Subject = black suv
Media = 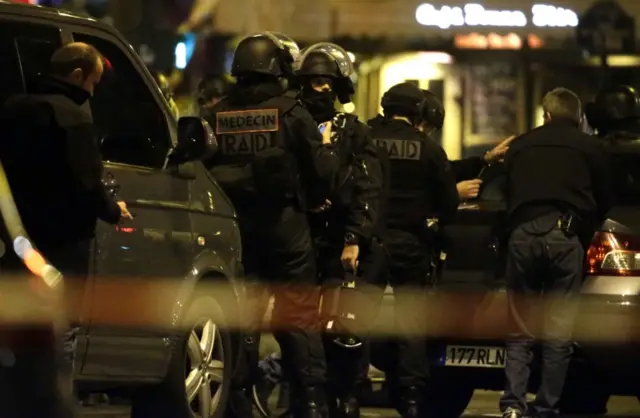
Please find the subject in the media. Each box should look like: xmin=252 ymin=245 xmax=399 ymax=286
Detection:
xmin=371 ymin=153 xmax=640 ymax=417
xmin=0 ymin=3 xmax=242 ymax=418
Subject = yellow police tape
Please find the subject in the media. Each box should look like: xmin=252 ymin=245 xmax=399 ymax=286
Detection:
xmin=0 ymin=164 xmax=633 ymax=344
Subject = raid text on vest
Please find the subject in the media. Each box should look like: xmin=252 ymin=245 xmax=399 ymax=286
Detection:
xmin=216 ymin=108 xmax=279 ymax=156
xmin=374 ymin=138 xmax=422 ymax=161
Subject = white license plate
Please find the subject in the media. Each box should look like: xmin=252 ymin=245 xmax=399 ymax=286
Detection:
xmin=443 ymin=345 xmax=505 ymax=368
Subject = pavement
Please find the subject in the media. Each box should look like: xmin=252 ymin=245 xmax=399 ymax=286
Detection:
xmin=77 ymin=390 xmax=640 ymax=417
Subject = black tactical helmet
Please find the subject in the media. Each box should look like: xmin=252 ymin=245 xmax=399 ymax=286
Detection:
xmin=295 ymin=42 xmax=355 ymax=104
xmin=593 ymin=85 xmax=640 ymax=122
xmin=421 ymin=89 xmax=445 ymax=130
xmin=381 ymin=82 xmax=424 ymax=121
xmin=197 ymin=74 xmax=228 ymax=105
xmin=231 ymin=32 xmax=300 ymax=79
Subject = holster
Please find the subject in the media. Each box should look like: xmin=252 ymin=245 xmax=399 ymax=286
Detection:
xmin=557 ymin=212 xmax=583 ymax=238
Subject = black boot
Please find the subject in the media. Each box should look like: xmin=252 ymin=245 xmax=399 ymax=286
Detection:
xmin=292 ymin=386 xmax=329 ymax=418
xmin=398 ymin=386 xmax=424 ymax=418
xmin=225 ymin=388 xmax=254 ymax=418
xmin=335 ymin=396 xmax=360 ymax=418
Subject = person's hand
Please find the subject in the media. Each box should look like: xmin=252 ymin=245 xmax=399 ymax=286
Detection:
xmin=320 ymin=121 xmax=333 ymax=145
xmin=341 ymin=245 xmax=360 ymax=271
xmin=117 ymin=201 xmax=134 ymax=220
xmin=309 ymin=199 xmax=332 ymax=213
xmin=457 ymin=179 xmax=483 ymax=200
xmin=484 ymin=135 xmax=516 ymax=164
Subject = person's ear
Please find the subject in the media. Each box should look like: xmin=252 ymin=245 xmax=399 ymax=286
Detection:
xmin=543 ymin=112 xmax=551 ymax=122
xmin=69 ymin=68 xmax=84 ymax=83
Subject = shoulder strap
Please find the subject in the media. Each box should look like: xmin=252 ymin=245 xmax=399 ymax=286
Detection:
xmin=261 ymin=95 xmax=299 ymax=116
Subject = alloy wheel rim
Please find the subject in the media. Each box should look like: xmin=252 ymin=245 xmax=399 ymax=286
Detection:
xmin=185 ymin=318 xmax=225 ymax=418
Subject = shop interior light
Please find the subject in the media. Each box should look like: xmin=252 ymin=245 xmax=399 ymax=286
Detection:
xmin=586 ymin=55 xmax=640 ymax=67
xmin=419 ymin=52 xmax=453 ymax=64
xmin=379 ymin=52 xmax=451 ymax=102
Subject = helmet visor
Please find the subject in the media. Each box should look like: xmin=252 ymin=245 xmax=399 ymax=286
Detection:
xmin=263 ymin=31 xmax=301 ymax=66
xmin=297 ymin=42 xmax=354 ymax=79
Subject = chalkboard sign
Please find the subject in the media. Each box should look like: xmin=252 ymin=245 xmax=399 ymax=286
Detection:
xmin=468 ymin=62 xmax=518 ymax=138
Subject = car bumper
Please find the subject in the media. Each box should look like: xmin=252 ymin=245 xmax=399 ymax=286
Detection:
xmin=573 ymin=275 xmax=640 ymax=377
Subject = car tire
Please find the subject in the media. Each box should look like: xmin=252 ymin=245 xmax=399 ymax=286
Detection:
xmin=131 ymin=292 xmax=233 ymax=418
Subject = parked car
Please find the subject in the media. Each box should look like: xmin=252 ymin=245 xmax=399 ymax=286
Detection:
xmin=370 ymin=158 xmax=640 ymax=417
xmin=0 ymin=3 xmax=242 ymax=417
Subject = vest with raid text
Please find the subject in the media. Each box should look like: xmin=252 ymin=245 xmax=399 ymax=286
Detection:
xmin=371 ymin=129 xmax=430 ymax=230
xmin=207 ymin=95 xmax=299 ymax=206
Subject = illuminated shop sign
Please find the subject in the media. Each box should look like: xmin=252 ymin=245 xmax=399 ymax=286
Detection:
xmin=416 ymin=3 xmax=579 ymax=29
xmin=454 ymin=33 xmax=544 ymax=49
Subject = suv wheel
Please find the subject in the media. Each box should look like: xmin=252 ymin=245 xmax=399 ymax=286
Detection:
xmin=131 ymin=293 xmax=232 ymax=418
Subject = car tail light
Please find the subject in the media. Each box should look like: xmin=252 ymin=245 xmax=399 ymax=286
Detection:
xmin=586 ymin=232 xmax=640 ymax=276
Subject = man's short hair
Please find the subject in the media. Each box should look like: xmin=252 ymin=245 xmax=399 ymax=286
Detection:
xmin=49 ymin=42 xmax=102 ymax=79
xmin=542 ymin=87 xmax=582 ymax=122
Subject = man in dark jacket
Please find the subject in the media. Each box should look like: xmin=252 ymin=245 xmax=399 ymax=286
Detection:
xmin=500 ymin=87 xmax=614 ymax=418
xmin=0 ymin=42 xmax=130 ymax=418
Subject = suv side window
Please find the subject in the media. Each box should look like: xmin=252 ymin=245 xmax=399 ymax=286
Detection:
xmin=0 ymin=21 xmax=62 ymax=104
xmin=72 ymin=32 xmax=171 ymax=169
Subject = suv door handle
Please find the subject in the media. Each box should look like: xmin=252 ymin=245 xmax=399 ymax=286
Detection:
xmin=102 ymin=172 xmax=121 ymax=197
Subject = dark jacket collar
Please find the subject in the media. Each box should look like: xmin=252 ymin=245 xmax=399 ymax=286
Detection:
xmin=227 ymin=81 xmax=284 ymax=106
xmin=544 ymin=118 xmax=580 ymax=129
xmin=30 ymin=75 xmax=91 ymax=106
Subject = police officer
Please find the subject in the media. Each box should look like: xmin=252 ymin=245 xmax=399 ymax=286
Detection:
xmin=202 ymin=32 xmax=339 ymax=418
xmin=196 ymin=74 xmax=229 ymax=116
xmin=295 ymin=42 xmax=386 ymax=418
xmin=500 ymin=87 xmax=614 ymax=418
xmin=585 ymin=85 xmax=640 ymax=205
xmin=419 ymin=90 xmax=513 ymax=200
xmin=150 ymin=70 xmax=180 ymax=119
xmin=368 ymin=82 xmax=459 ymax=417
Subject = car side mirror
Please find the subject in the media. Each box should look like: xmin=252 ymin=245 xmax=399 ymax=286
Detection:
xmin=168 ymin=117 xmax=217 ymax=165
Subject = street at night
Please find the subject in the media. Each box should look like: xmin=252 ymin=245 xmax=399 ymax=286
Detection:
xmin=77 ymin=391 xmax=640 ymax=417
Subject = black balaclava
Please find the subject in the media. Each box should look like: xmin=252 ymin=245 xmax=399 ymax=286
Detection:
xmin=301 ymin=84 xmax=336 ymax=124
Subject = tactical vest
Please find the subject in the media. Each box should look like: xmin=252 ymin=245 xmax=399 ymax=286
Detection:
xmin=371 ymin=129 xmax=429 ymax=230
xmin=208 ymin=95 xmax=299 ymax=206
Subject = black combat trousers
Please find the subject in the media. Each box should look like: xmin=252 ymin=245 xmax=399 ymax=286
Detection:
xmin=227 ymin=205 xmax=326 ymax=417
xmin=499 ymin=214 xmax=583 ymax=418
xmin=0 ymin=239 xmax=89 ymax=418
xmin=317 ymin=238 xmax=388 ymax=403
xmin=384 ymin=228 xmax=432 ymax=394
